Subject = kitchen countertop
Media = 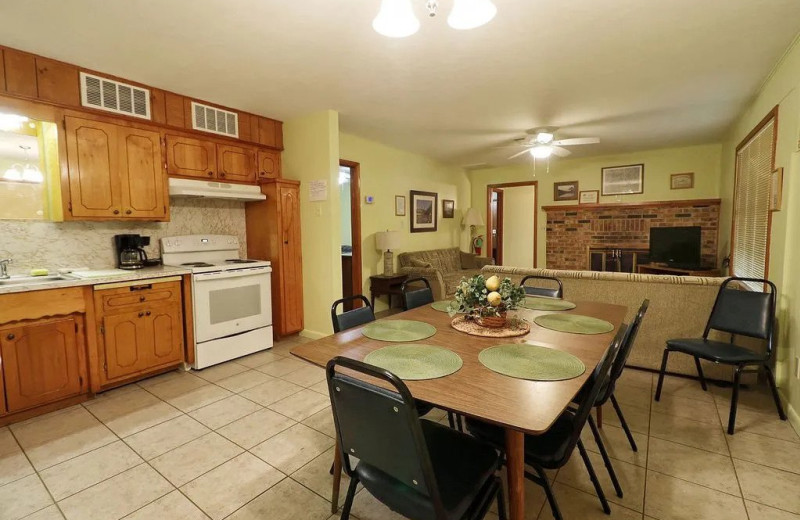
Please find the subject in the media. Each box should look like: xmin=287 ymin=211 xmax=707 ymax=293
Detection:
xmin=0 ymin=265 xmax=192 ymax=295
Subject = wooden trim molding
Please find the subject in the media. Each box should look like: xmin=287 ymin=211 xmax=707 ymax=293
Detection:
xmin=340 ymin=159 xmax=363 ymax=308
xmin=542 ymin=198 xmax=721 ymax=212
xmin=485 ymin=181 xmax=538 ymax=268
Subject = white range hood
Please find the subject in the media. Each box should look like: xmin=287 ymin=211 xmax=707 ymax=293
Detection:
xmin=168 ymin=177 xmax=266 ymax=201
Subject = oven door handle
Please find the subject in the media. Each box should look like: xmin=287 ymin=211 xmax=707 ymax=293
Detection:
xmin=193 ymin=268 xmax=271 ymax=281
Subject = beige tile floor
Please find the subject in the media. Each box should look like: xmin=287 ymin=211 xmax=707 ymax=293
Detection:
xmin=1 ymin=335 xmax=798 ymax=520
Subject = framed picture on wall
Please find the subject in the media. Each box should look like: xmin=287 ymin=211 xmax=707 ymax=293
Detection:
xmin=601 ymin=164 xmax=644 ymax=195
xmin=579 ymin=190 xmax=599 ymax=204
xmin=442 ymin=199 xmax=455 ymax=218
xmin=395 ymin=195 xmax=406 ymax=216
xmin=670 ymin=172 xmax=694 ymax=190
xmin=553 ymin=181 xmax=579 ymax=201
xmin=410 ymin=190 xmax=438 ymax=232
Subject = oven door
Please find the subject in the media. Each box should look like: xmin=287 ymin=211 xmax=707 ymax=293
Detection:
xmin=192 ymin=267 xmax=272 ymax=343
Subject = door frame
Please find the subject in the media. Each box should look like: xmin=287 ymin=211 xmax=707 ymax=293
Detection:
xmin=491 ymin=188 xmax=504 ymax=265
xmin=340 ymin=160 xmax=363 ymax=308
xmin=485 ymin=181 xmax=538 ymax=267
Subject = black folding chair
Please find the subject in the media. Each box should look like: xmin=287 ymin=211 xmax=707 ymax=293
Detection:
xmin=402 ymin=277 xmax=435 ymax=311
xmin=655 ymin=277 xmax=786 ymax=434
xmin=328 ymin=357 xmax=507 ymax=520
xmin=519 ymin=275 xmax=563 ymax=299
xmin=466 ymin=331 xmax=623 ymax=520
xmin=331 ymin=295 xmax=375 ymax=333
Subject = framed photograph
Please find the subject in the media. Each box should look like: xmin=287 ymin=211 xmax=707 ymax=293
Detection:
xmin=771 ymin=167 xmax=784 ymax=211
xmin=442 ymin=199 xmax=455 ymax=218
xmin=670 ymin=172 xmax=694 ymax=190
xmin=601 ymin=164 xmax=644 ymax=196
xmin=395 ymin=195 xmax=406 ymax=216
xmin=579 ymin=190 xmax=599 ymax=204
xmin=553 ymin=181 xmax=579 ymax=201
xmin=410 ymin=190 xmax=438 ymax=233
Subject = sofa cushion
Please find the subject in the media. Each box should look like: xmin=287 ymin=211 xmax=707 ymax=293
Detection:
xmin=399 ymin=248 xmax=462 ymax=273
xmin=442 ymin=269 xmax=482 ymax=296
xmin=409 ymin=258 xmax=433 ymax=268
xmin=460 ymin=251 xmax=477 ymax=269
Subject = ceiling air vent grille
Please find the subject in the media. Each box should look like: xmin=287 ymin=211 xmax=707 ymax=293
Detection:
xmin=191 ymin=102 xmax=238 ymax=138
xmin=80 ymin=72 xmax=151 ymax=119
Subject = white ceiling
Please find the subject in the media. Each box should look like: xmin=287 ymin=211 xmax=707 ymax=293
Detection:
xmin=1 ymin=0 xmax=799 ymax=167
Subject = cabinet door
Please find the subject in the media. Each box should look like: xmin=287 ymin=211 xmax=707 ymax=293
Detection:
xmin=65 ymin=116 xmax=123 ymax=218
xmin=3 ymin=48 xmax=37 ymax=98
xmin=217 ymin=144 xmax=256 ymax=183
xmin=0 ymin=317 xmax=85 ymax=413
xmin=165 ymin=135 xmax=217 ymax=179
xmin=118 ymin=127 xmax=167 ymax=219
xmin=279 ymin=184 xmax=304 ymax=333
xmin=256 ymin=149 xmax=281 ymax=180
xmin=102 ymin=310 xmax=150 ymax=381
xmin=36 ymin=57 xmax=80 ymax=106
xmin=146 ymin=304 xmax=184 ymax=367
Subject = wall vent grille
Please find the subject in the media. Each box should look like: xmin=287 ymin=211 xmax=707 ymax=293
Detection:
xmin=80 ymin=72 xmax=151 ymax=119
xmin=191 ymin=102 xmax=238 ymax=138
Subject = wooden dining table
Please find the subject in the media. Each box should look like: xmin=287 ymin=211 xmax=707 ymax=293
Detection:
xmin=291 ymin=301 xmax=627 ymax=520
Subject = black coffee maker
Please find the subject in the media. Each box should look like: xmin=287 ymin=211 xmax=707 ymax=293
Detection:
xmin=114 ymin=234 xmax=150 ymax=270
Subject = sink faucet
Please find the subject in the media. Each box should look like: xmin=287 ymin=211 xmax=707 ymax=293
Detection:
xmin=0 ymin=259 xmax=11 ymax=279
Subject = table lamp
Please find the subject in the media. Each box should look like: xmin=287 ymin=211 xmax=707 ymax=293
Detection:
xmin=375 ymin=230 xmax=402 ymax=275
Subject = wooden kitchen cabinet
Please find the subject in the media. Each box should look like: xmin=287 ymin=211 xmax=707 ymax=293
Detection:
xmin=245 ymin=179 xmax=304 ymax=336
xmin=217 ymin=143 xmax=256 ymax=183
xmin=35 ymin=57 xmax=80 ymax=106
xmin=257 ymin=149 xmax=282 ymax=180
xmin=64 ymin=115 xmax=168 ymax=220
xmin=165 ymin=134 xmax=217 ymax=180
xmin=2 ymin=48 xmax=37 ymax=98
xmin=0 ymin=316 xmax=87 ymax=413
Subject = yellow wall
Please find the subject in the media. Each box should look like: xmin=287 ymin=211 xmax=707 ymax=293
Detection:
xmin=718 ymin=35 xmax=800 ymax=433
xmin=339 ymin=132 xmax=471 ymax=311
xmin=282 ymin=110 xmax=342 ymax=338
xmin=470 ymin=143 xmax=723 ymax=267
xmin=501 ymin=185 xmax=536 ymax=267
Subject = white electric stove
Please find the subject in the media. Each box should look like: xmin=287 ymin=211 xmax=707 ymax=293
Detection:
xmin=161 ymin=235 xmax=273 ymax=369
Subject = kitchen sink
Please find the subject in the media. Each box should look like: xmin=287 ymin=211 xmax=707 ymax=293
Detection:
xmin=0 ymin=275 xmax=74 ymax=286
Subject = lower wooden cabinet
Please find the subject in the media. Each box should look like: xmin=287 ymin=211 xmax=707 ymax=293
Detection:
xmin=0 ymin=315 xmax=87 ymax=413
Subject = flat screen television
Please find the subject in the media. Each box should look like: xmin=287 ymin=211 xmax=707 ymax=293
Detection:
xmin=649 ymin=226 xmax=702 ymax=268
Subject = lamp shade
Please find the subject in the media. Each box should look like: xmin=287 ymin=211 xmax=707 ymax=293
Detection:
xmin=462 ymin=207 xmax=484 ymax=227
xmin=376 ymin=230 xmax=402 ymax=251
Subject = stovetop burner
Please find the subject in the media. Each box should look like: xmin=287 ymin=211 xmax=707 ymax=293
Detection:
xmin=181 ymin=262 xmax=215 ymax=267
xmin=225 ymin=259 xmax=258 ymax=264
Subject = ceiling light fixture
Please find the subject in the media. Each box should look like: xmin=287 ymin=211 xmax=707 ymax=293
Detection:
xmin=447 ymin=0 xmax=497 ymax=30
xmin=3 ymin=145 xmax=43 ymax=183
xmin=529 ymin=145 xmax=553 ymax=159
xmin=373 ymin=0 xmax=496 ymax=37
xmin=373 ymin=0 xmax=421 ymax=38
xmin=535 ymin=132 xmax=554 ymax=144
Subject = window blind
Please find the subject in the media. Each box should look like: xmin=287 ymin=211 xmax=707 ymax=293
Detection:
xmin=732 ymin=115 xmax=775 ymax=287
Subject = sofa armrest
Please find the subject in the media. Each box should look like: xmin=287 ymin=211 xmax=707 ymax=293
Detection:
xmin=398 ymin=267 xmax=447 ymax=301
xmin=474 ymin=256 xmax=495 ymax=268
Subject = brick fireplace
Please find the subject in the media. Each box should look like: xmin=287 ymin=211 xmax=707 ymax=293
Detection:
xmin=543 ymin=199 xmax=720 ymax=270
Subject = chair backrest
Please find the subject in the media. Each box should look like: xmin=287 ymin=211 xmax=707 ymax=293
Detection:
xmin=331 ymin=295 xmax=375 ymax=333
xmin=327 ymin=357 xmax=446 ymax=518
xmin=603 ymin=299 xmax=649 ymax=401
xmin=520 ymin=275 xmax=563 ymax=299
xmin=401 ymin=277 xmax=434 ymax=311
xmin=704 ymin=277 xmax=776 ymax=354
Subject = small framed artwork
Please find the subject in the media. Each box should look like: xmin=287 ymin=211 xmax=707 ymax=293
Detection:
xmin=553 ymin=181 xmax=579 ymax=201
xmin=395 ymin=195 xmax=406 ymax=216
xmin=670 ymin=172 xmax=694 ymax=190
xmin=410 ymin=190 xmax=438 ymax=233
xmin=770 ymin=167 xmax=783 ymax=211
xmin=601 ymin=164 xmax=644 ymax=196
xmin=442 ymin=199 xmax=455 ymax=218
xmin=579 ymin=190 xmax=599 ymax=204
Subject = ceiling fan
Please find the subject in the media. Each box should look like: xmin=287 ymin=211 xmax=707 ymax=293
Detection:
xmin=507 ymin=128 xmax=600 ymax=160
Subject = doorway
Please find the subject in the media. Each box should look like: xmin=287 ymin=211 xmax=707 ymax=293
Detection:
xmin=339 ymin=160 xmax=363 ymax=310
xmin=486 ymin=181 xmax=538 ymax=268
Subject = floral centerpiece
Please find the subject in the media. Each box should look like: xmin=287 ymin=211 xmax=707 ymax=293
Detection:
xmin=448 ymin=274 xmax=526 ymax=328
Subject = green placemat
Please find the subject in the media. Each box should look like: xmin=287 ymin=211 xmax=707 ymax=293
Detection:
xmin=362 ymin=319 xmax=437 ymax=342
xmin=522 ymin=296 xmax=577 ymax=311
xmin=431 ymin=301 xmax=460 ymax=313
xmin=479 ymin=343 xmax=585 ymax=381
xmin=364 ymin=344 xmax=463 ymax=380
xmin=534 ymin=313 xmax=615 ymax=335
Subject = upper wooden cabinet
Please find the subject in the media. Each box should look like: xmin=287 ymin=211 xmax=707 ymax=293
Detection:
xmin=36 ymin=57 xmax=80 ymax=106
xmin=167 ymin=134 xmax=270 ymax=184
xmin=2 ymin=48 xmax=37 ymax=98
xmin=165 ymin=134 xmax=217 ymax=180
xmin=65 ymin=115 xmax=168 ymax=220
xmin=257 ymin=149 xmax=282 ymax=180
xmin=217 ymin=144 xmax=256 ymax=183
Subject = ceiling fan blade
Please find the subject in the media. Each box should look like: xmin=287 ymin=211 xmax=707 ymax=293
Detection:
xmin=552 ymin=137 xmax=600 ymax=146
xmin=551 ymin=146 xmax=572 ymax=157
xmin=507 ymin=148 xmax=532 ymax=160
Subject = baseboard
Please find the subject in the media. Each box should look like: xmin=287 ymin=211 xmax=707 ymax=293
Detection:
xmin=299 ymin=329 xmax=328 ymax=340
xmin=780 ymin=389 xmax=800 ymax=437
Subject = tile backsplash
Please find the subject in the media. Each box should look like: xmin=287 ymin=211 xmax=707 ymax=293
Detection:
xmin=0 ymin=198 xmax=247 ymax=274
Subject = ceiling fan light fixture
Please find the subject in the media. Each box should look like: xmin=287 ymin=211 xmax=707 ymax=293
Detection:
xmin=536 ymin=132 xmax=554 ymax=144
xmin=447 ymin=0 xmax=497 ymax=30
xmin=530 ymin=145 xmax=553 ymax=159
xmin=373 ymin=0 xmax=420 ymax=38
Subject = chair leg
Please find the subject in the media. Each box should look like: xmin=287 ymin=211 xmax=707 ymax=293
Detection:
xmin=654 ymin=349 xmax=670 ymax=401
xmin=339 ymin=474 xmax=359 ymax=520
xmin=764 ymin=363 xmax=788 ymax=421
xmin=495 ymin=477 xmax=508 ymax=520
xmin=693 ymin=356 xmax=709 ymax=391
xmin=610 ymin=394 xmax=638 ymax=452
xmin=577 ymin=439 xmax=611 ymax=515
xmin=331 ymin=447 xmax=343 ymax=513
xmin=534 ymin=465 xmax=563 ymax=520
xmin=448 ymin=411 xmax=456 ymax=429
xmin=588 ymin=414 xmax=623 ymax=498
xmin=728 ymin=365 xmax=743 ymax=435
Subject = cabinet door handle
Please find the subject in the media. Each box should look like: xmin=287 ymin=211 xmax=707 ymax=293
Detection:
xmin=260 ymin=171 xmax=266 ymax=176
xmin=208 ymin=171 xmax=214 ymax=177
xmin=145 ymin=311 xmax=151 ymax=316
xmin=220 ymin=173 xmax=226 ymax=178
xmin=125 ymin=209 xmax=132 ymax=215
xmin=138 ymin=312 xmax=144 ymax=318
xmin=113 ymin=209 xmax=120 ymax=215
xmin=139 ymin=296 xmax=146 ymax=302
xmin=6 ymin=333 xmax=14 ymax=340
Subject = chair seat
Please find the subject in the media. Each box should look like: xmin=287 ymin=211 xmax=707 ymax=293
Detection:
xmin=355 ymin=419 xmax=501 ymax=520
xmin=465 ymin=411 xmax=577 ymax=469
xmin=666 ymin=338 xmax=768 ymax=364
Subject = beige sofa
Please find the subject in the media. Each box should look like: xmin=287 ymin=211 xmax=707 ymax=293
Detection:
xmin=481 ymin=266 xmax=754 ymax=381
xmin=398 ymin=247 xmax=494 ymax=301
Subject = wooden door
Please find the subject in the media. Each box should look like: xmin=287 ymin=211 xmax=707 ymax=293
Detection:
xmin=217 ymin=144 xmax=256 ymax=183
xmin=0 ymin=316 xmax=85 ymax=412
xmin=257 ymin=149 xmax=281 ymax=180
xmin=102 ymin=310 xmax=149 ymax=381
xmin=165 ymin=135 xmax=217 ymax=180
xmin=118 ymin=127 xmax=167 ymax=219
xmin=146 ymin=305 xmax=184 ymax=367
xmin=279 ymin=184 xmax=304 ymax=333
xmin=65 ymin=116 xmax=123 ymax=218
